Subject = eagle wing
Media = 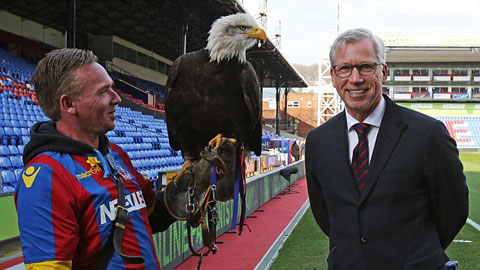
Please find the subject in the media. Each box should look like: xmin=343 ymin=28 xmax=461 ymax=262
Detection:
xmin=164 ymin=52 xmax=185 ymax=152
xmin=241 ymin=62 xmax=262 ymax=156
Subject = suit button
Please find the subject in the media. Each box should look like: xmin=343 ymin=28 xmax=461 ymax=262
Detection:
xmin=360 ymin=237 xmax=368 ymax=244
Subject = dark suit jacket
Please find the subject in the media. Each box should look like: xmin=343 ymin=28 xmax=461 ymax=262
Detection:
xmin=305 ymin=95 xmax=468 ymax=270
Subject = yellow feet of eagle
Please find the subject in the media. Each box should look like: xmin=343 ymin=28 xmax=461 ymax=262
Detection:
xmin=208 ymin=134 xmax=237 ymax=149
xmin=173 ymin=159 xmax=193 ymax=183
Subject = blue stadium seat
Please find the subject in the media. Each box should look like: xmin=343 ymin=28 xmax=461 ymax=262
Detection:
xmin=1 ymin=170 xmax=16 ymax=192
xmin=3 ymin=120 xmax=12 ymax=127
xmin=8 ymin=145 xmax=19 ymax=155
xmin=1 ymin=136 xmax=8 ymax=146
xmin=4 ymin=127 xmax=13 ymax=136
xmin=18 ymin=120 xmax=27 ymax=128
xmin=12 ymin=127 xmax=21 ymax=136
xmin=22 ymin=136 xmax=30 ymax=144
xmin=9 ymin=156 xmax=23 ymax=168
xmin=0 ymin=157 xmax=12 ymax=170
xmin=0 ymin=145 xmax=9 ymax=156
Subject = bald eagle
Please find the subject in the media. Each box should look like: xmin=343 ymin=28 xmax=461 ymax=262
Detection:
xmin=165 ymin=13 xmax=266 ymax=162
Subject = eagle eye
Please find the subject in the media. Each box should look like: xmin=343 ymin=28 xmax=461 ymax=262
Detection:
xmin=238 ymin=25 xmax=247 ymax=31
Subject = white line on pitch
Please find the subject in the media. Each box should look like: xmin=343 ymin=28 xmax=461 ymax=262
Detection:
xmin=467 ymin=218 xmax=480 ymax=232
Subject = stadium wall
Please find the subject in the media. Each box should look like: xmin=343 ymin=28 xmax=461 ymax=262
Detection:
xmin=112 ymin=57 xmax=168 ymax=86
xmin=0 ymin=10 xmax=64 ymax=48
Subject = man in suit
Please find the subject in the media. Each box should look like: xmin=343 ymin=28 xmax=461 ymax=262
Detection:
xmin=305 ymin=28 xmax=468 ymax=270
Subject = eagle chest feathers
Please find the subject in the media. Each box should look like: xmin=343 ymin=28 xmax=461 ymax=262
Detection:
xmin=165 ymin=49 xmax=260 ymax=157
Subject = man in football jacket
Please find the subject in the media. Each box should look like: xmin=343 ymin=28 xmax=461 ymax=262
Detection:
xmin=15 ymin=48 xmax=176 ymax=269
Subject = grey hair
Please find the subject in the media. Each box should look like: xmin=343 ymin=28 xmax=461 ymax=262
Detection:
xmin=329 ymin=28 xmax=386 ymax=67
xmin=30 ymin=48 xmax=98 ymax=121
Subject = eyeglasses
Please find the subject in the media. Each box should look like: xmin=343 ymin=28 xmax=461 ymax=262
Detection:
xmin=333 ymin=62 xmax=382 ymax=78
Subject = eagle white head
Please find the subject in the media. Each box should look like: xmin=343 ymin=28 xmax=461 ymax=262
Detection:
xmin=206 ymin=13 xmax=267 ymax=63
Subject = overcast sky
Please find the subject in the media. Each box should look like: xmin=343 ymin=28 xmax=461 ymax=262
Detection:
xmin=241 ymin=0 xmax=480 ymax=66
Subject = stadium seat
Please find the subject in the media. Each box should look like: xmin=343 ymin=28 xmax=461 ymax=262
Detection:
xmin=1 ymin=170 xmax=16 ymax=192
xmin=8 ymin=145 xmax=19 ymax=155
xmin=12 ymin=127 xmax=21 ymax=136
xmin=1 ymin=170 xmax=16 ymax=185
xmin=9 ymin=156 xmax=23 ymax=168
xmin=0 ymin=157 xmax=12 ymax=170
xmin=0 ymin=145 xmax=9 ymax=156
xmin=4 ymin=127 xmax=13 ymax=136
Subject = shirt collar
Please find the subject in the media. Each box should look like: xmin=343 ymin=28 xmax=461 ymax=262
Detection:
xmin=346 ymin=95 xmax=386 ymax=131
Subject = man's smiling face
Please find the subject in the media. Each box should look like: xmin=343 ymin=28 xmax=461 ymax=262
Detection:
xmin=330 ymin=38 xmax=387 ymax=122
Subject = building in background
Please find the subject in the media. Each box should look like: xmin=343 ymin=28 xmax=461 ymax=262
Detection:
xmin=262 ymin=88 xmax=319 ymax=138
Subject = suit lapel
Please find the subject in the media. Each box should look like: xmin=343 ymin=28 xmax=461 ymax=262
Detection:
xmin=359 ymin=95 xmax=407 ymax=204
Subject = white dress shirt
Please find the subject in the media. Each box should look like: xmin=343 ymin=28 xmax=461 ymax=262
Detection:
xmin=346 ymin=96 xmax=386 ymax=164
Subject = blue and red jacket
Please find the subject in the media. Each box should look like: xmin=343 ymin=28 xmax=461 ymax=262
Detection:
xmin=15 ymin=121 xmax=175 ymax=269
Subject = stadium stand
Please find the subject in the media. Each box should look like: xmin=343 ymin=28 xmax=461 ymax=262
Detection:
xmin=110 ymin=72 xmax=166 ymax=99
xmin=436 ymin=116 xmax=480 ymax=148
xmin=0 ymin=29 xmax=54 ymax=63
xmin=0 ymin=48 xmax=183 ymax=194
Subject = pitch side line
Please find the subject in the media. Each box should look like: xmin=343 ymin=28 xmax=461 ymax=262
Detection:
xmin=467 ymin=218 xmax=480 ymax=232
xmin=254 ymin=199 xmax=311 ymax=270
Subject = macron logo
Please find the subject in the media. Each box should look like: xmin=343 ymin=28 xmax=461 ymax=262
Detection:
xmin=99 ymin=190 xmax=147 ymax=225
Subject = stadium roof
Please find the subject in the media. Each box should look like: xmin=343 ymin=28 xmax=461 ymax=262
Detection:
xmin=0 ymin=0 xmax=307 ymax=88
xmin=380 ymin=32 xmax=480 ymax=64
xmin=386 ymin=46 xmax=480 ymax=63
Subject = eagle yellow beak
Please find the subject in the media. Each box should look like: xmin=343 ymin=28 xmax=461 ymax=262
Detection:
xmin=245 ymin=26 xmax=267 ymax=43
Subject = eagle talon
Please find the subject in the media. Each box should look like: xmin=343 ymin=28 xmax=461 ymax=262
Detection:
xmin=174 ymin=160 xmax=193 ymax=183
xmin=208 ymin=134 xmax=224 ymax=149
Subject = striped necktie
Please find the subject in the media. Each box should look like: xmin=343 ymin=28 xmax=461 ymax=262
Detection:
xmin=351 ymin=123 xmax=371 ymax=191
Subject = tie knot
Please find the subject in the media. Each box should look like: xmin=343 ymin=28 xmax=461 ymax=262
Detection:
xmin=353 ymin=123 xmax=370 ymax=137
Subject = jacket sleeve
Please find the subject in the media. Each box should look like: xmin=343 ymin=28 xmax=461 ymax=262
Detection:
xmin=148 ymin=190 xmax=177 ymax=234
xmin=424 ymin=121 xmax=469 ymax=249
xmin=305 ymin=133 xmax=330 ymax=236
xmin=15 ymin=161 xmax=79 ymax=267
xmin=115 ymin=143 xmax=177 ymax=234
xmin=131 ymin=166 xmax=177 ymax=234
